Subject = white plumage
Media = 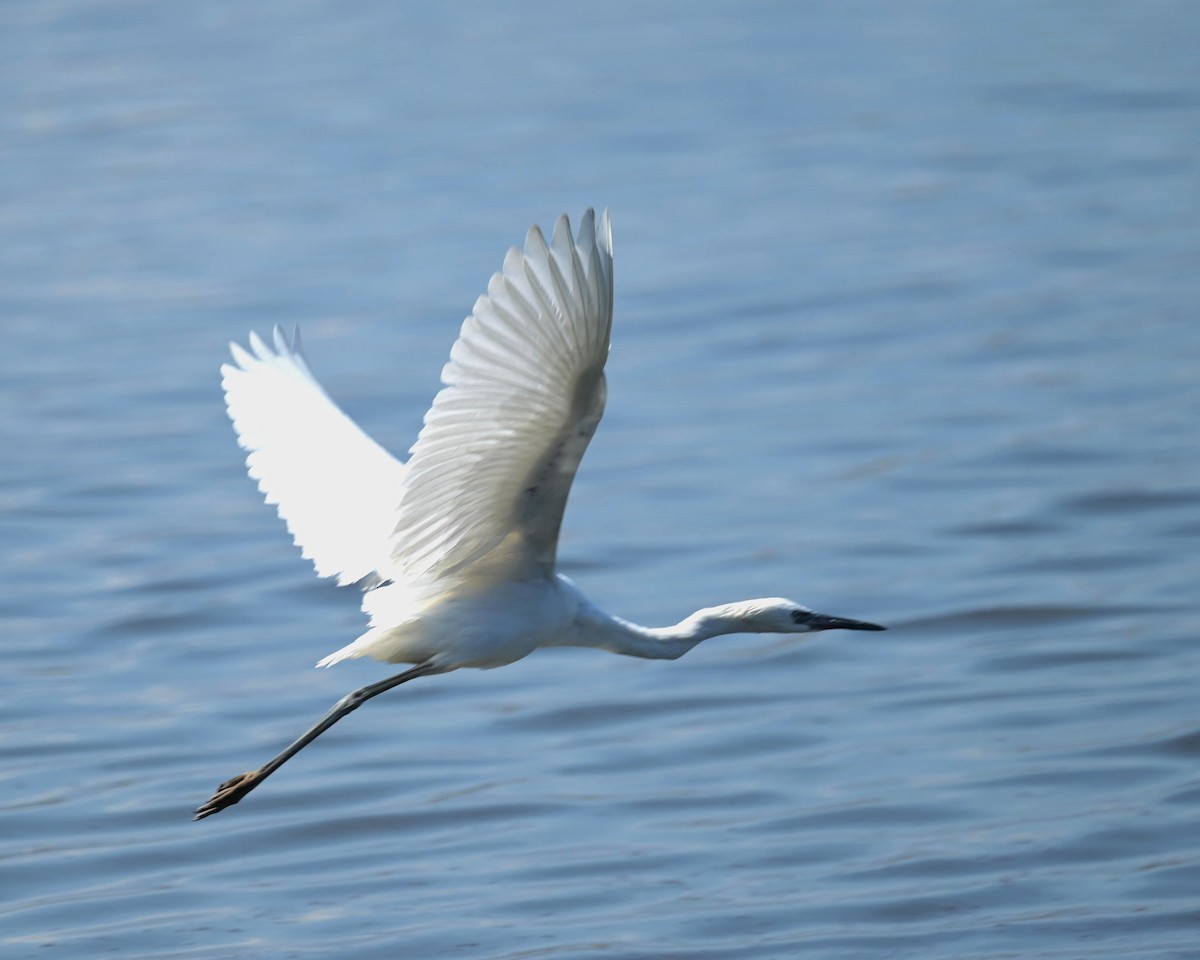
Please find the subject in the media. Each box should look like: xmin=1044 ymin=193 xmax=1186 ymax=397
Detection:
xmin=197 ymin=209 xmax=883 ymax=819
xmin=222 ymin=328 xmax=405 ymax=587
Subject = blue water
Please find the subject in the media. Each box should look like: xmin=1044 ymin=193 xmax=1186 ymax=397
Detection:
xmin=3 ymin=2 xmax=1199 ymax=957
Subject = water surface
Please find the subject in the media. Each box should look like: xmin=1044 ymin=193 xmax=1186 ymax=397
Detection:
xmin=2 ymin=2 xmax=1199 ymax=957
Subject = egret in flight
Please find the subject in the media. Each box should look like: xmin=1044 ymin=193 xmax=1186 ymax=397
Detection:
xmin=195 ymin=209 xmax=884 ymax=820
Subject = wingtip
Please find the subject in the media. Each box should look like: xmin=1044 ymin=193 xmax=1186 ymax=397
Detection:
xmin=228 ymin=340 xmax=255 ymax=369
xmin=597 ymin=208 xmax=612 ymax=255
xmin=520 ymin=209 xmax=610 ymax=260
xmin=247 ymin=329 xmax=270 ymax=360
xmin=502 ymin=245 xmax=524 ymax=276
xmin=524 ymin=223 xmax=550 ymax=259
xmin=551 ymin=212 xmax=573 ymax=253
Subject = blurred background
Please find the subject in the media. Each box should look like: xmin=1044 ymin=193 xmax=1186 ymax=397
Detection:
xmin=2 ymin=2 xmax=1198 ymax=957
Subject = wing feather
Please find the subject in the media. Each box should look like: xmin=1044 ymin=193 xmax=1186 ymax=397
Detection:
xmin=391 ymin=209 xmax=614 ymax=582
xmin=222 ymin=326 xmax=406 ymax=586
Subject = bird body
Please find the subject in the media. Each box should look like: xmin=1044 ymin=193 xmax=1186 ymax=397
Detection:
xmin=196 ymin=209 xmax=883 ymax=820
xmin=323 ymin=573 xmax=583 ymax=671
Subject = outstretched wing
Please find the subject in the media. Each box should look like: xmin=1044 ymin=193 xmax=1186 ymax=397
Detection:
xmin=222 ymin=327 xmax=406 ymax=586
xmin=391 ymin=209 xmax=614 ymax=583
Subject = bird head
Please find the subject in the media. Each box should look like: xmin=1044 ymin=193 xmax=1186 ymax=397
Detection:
xmin=700 ymin=598 xmax=886 ymax=635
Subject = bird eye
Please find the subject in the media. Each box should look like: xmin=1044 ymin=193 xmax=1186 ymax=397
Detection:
xmin=790 ymin=609 xmax=809 ymax=624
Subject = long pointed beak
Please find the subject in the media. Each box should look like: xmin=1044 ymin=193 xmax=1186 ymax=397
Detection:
xmin=808 ymin=613 xmax=886 ymax=632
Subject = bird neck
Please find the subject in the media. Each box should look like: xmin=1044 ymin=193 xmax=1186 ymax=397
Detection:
xmin=574 ymin=604 xmax=743 ymax=661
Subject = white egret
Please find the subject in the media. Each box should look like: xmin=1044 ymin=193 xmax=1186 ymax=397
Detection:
xmin=195 ymin=209 xmax=884 ymax=820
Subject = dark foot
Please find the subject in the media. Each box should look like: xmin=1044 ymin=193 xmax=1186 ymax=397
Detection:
xmin=194 ymin=770 xmax=265 ymax=820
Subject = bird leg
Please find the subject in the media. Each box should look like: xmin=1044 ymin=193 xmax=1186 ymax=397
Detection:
xmin=194 ymin=661 xmax=438 ymax=820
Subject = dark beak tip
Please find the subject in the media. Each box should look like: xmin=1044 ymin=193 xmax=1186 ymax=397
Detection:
xmin=814 ymin=614 xmax=887 ymax=632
